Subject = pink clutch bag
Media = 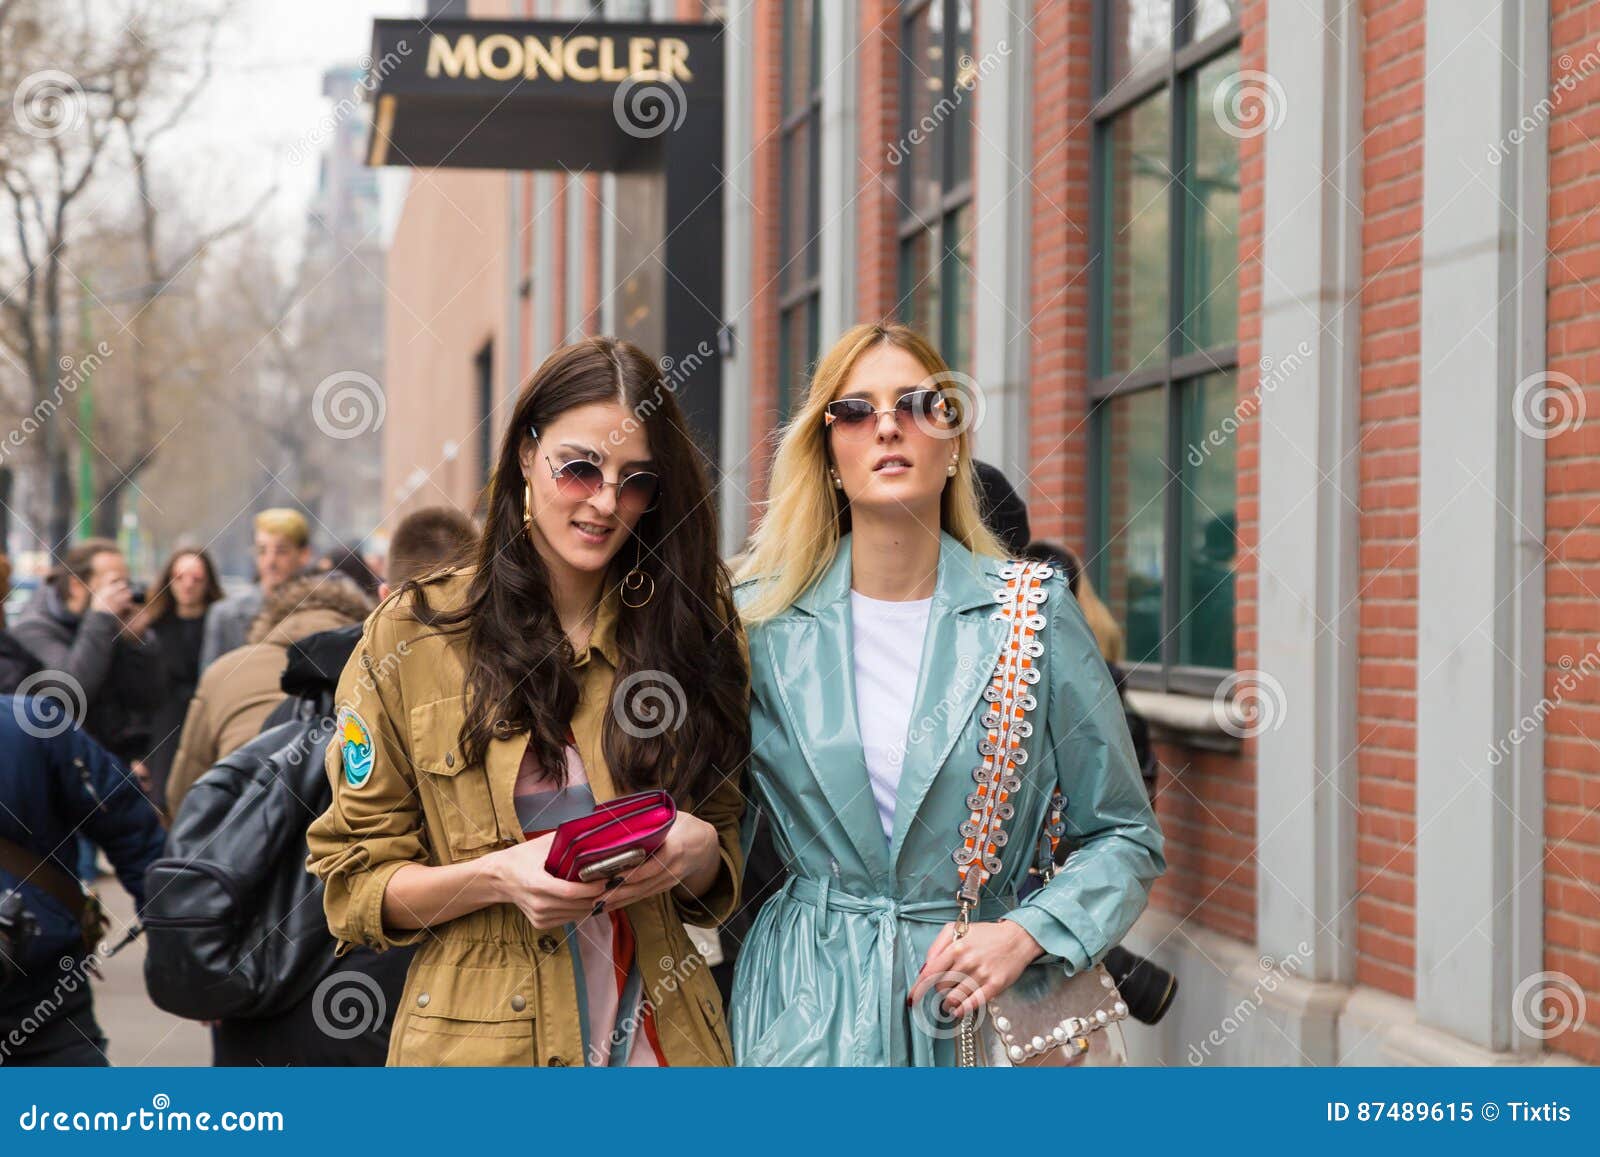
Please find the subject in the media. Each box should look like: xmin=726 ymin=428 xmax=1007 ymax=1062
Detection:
xmin=543 ymin=790 xmax=677 ymax=882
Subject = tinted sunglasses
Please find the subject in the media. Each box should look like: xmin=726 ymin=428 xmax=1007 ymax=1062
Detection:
xmin=529 ymin=426 xmax=662 ymax=514
xmin=822 ymin=389 xmax=957 ymax=435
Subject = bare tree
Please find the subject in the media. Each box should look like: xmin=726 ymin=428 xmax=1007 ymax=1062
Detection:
xmin=0 ymin=0 xmax=243 ymax=549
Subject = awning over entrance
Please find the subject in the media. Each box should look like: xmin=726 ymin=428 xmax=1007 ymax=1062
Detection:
xmin=362 ymin=17 xmax=725 ymax=463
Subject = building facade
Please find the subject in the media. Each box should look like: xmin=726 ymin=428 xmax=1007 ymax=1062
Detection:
xmin=381 ymin=0 xmax=1597 ymax=1065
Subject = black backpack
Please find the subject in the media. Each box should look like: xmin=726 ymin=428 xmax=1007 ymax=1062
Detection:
xmin=142 ymin=703 xmax=337 ymax=1021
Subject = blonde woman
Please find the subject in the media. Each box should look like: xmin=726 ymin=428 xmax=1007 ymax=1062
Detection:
xmin=730 ymin=322 xmax=1165 ymax=1066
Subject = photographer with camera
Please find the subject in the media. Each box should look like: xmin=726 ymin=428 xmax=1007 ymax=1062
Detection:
xmin=13 ymin=540 xmax=166 ymax=816
xmin=0 ymin=697 xmax=165 ymax=1065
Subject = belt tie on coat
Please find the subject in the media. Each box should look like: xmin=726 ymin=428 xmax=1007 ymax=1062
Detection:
xmin=781 ymin=875 xmax=1008 ymax=1065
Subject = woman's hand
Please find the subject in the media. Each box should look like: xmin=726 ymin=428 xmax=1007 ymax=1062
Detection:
xmin=600 ymin=811 xmax=720 ymax=910
xmin=909 ymin=919 xmax=1045 ymax=1021
xmin=486 ymin=831 xmax=611 ymax=928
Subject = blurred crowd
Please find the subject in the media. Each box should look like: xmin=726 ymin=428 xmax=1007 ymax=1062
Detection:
xmin=0 ymin=505 xmax=477 ymax=1065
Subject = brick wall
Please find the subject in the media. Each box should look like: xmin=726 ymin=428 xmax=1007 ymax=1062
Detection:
xmin=1354 ymin=0 xmax=1425 ymax=1000
xmin=1543 ymin=0 xmax=1600 ymax=1066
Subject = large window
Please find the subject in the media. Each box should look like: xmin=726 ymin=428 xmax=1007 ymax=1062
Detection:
xmin=1090 ymin=1 xmax=1241 ymax=693
xmin=777 ymin=0 xmax=821 ymax=420
xmin=897 ymin=0 xmax=974 ymax=373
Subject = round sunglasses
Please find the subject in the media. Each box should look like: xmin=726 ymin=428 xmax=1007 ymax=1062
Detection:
xmin=822 ymin=388 xmax=958 ymax=437
xmin=529 ymin=425 xmax=662 ymax=514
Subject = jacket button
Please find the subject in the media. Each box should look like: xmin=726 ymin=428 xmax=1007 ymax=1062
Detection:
xmin=538 ymin=935 xmax=558 ymax=953
xmin=546 ymin=1055 xmax=568 ymax=1067
xmin=444 ymin=752 xmax=455 ymax=768
xmin=416 ymin=993 xmax=430 ymax=1007
xmin=510 ymin=994 xmax=526 ymax=1012
xmin=702 ymin=998 xmax=718 ymax=1019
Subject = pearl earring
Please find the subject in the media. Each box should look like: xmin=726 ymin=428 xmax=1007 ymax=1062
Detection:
xmin=831 ymin=468 xmax=843 ymax=490
xmin=947 ymin=455 xmax=959 ymax=477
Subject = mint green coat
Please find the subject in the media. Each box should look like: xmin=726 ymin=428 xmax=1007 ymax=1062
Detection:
xmin=730 ymin=533 xmax=1166 ymax=1066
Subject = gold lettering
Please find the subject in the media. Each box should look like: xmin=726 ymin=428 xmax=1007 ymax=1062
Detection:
xmin=477 ymin=33 xmax=522 ymax=81
xmin=524 ymin=35 xmax=563 ymax=80
xmin=597 ymin=37 xmax=628 ymax=82
xmin=658 ymin=37 xmax=692 ymax=82
xmin=627 ymin=37 xmax=657 ymax=80
xmin=426 ymin=33 xmax=479 ymax=80
xmin=565 ymin=34 xmax=599 ymax=81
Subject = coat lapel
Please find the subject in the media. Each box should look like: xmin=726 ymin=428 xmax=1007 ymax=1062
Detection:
xmin=761 ymin=537 xmax=893 ymax=882
xmin=886 ymin=535 xmax=1008 ymax=874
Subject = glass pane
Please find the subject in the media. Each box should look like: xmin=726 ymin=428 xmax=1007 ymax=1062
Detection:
xmin=778 ymin=298 xmax=818 ymax=420
xmin=1106 ymin=0 xmax=1172 ymax=90
xmin=899 ymin=229 xmax=939 ymax=342
xmin=1098 ymin=388 xmax=1167 ymax=666
xmin=1101 ymin=89 xmax=1172 ymax=375
xmin=1192 ymin=0 xmax=1240 ymax=41
xmin=950 ymin=0 xmax=974 ymax=190
xmin=904 ymin=0 xmax=946 ymax=217
xmin=1178 ymin=373 xmax=1238 ymax=669
xmin=1184 ymin=52 xmax=1240 ymax=352
xmin=783 ymin=0 xmax=816 ymax=115
xmin=781 ymin=122 xmax=813 ymax=292
xmin=943 ymin=202 xmax=974 ymax=374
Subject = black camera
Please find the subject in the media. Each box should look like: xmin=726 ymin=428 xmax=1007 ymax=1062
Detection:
xmin=0 ymin=889 xmax=38 ymax=989
xmin=1102 ymin=944 xmax=1178 ymax=1025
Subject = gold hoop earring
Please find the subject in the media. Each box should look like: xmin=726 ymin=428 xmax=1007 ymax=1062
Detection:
xmin=523 ymin=478 xmax=534 ymax=528
xmin=622 ymin=568 xmax=655 ymax=608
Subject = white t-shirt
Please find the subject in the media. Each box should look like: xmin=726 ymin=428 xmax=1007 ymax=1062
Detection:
xmin=849 ymin=589 xmax=934 ymax=843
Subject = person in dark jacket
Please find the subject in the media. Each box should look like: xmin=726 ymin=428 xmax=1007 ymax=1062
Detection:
xmin=195 ymin=506 xmax=476 ymax=1066
xmin=0 ymin=554 xmax=43 ymax=695
xmin=11 ymin=539 xmax=165 ymax=771
xmin=0 ymin=700 xmax=165 ymax=1065
xmin=135 ymin=548 xmax=225 ymax=811
xmin=13 ymin=540 xmax=164 ymax=880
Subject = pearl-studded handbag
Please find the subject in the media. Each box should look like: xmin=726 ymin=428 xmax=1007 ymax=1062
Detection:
xmin=950 ymin=559 xmax=1130 ymax=1068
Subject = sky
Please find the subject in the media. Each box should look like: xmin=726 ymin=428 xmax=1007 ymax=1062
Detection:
xmin=161 ymin=0 xmax=421 ymax=259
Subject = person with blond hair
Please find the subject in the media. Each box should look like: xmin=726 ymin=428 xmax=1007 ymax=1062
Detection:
xmin=729 ymin=321 xmax=1164 ymax=1066
xmin=199 ymin=508 xmax=312 ymax=671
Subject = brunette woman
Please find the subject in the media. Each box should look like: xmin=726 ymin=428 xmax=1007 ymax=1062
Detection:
xmin=137 ymin=548 xmax=225 ymax=808
xmin=307 ymin=337 xmax=748 ymax=1067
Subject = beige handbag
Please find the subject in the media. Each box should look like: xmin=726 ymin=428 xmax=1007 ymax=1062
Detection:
xmin=950 ymin=559 xmax=1129 ymax=1068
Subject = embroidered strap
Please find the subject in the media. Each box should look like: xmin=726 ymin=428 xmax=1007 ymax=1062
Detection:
xmin=953 ymin=559 xmax=1055 ymax=907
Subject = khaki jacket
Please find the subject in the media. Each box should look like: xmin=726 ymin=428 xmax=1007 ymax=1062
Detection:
xmin=305 ymin=567 xmax=745 ymax=1067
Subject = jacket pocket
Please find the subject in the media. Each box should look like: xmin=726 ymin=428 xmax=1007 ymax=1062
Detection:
xmin=392 ymin=963 xmax=536 ymax=1067
xmin=408 ymin=697 xmax=502 ymax=858
xmin=738 ymin=990 xmax=826 ymax=1067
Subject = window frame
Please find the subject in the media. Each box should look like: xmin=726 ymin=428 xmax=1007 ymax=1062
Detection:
xmin=896 ymin=0 xmax=974 ymax=370
xmin=777 ymin=0 xmax=823 ymax=421
xmin=1088 ymin=0 xmax=1242 ymax=697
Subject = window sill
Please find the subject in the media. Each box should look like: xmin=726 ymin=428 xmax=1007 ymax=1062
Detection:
xmin=1124 ymin=688 xmax=1243 ymax=754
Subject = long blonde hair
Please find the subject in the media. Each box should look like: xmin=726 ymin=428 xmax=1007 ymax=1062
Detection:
xmin=735 ymin=322 xmax=1005 ymax=623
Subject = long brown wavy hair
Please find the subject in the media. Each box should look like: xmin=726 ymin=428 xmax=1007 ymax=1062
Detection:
xmin=404 ymin=337 xmax=748 ymax=805
xmin=143 ymin=548 xmax=226 ymax=625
